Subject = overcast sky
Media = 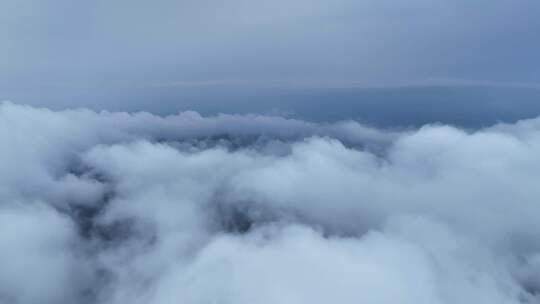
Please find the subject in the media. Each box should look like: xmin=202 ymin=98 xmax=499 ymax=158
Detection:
xmin=1 ymin=0 xmax=540 ymax=124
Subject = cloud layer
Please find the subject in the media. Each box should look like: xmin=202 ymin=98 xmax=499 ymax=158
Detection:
xmin=1 ymin=102 xmax=540 ymax=303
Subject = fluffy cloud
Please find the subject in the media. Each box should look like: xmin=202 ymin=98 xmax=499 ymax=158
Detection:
xmin=1 ymin=102 xmax=540 ymax=303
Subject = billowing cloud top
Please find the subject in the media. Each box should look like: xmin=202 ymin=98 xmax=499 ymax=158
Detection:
xmin=2 ymin=102 xmax=540 ymax=303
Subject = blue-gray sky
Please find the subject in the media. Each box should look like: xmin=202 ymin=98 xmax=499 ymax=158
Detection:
xmin=2 ymin=0 xmax=540 ymax=125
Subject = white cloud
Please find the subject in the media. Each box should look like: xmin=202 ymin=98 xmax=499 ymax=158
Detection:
xmin=1 ymin=102 xmax=540 ymax=303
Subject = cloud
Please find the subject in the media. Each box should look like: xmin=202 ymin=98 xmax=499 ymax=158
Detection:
xmin=1 ymin=102 xmax=540 ymax=303
xmin=0 ymin=204 xmax=92 ymax=304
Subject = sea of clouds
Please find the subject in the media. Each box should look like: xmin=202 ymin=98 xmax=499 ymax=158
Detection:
xmin=1 ymin=101 xmax=540 ymax=304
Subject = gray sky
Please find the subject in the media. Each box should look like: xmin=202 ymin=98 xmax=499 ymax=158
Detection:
xmin=1 ymin=0 xmax=540 ymax=124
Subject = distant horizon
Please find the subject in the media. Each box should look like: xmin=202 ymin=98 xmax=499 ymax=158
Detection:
xmin=5 ymin=84 xmax=540 ymax=128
